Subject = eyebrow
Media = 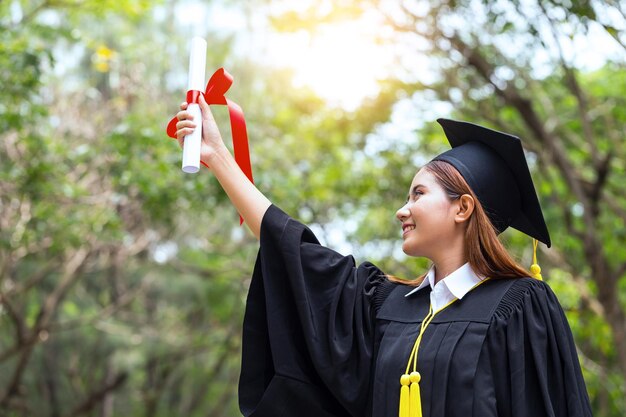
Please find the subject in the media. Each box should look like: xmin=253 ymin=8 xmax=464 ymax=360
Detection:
xmin=406 ymin=184 xmax=427 ymax=201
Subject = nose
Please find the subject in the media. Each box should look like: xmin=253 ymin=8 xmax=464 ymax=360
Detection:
xmin=396 ymin=203 xmax=410 ymax=222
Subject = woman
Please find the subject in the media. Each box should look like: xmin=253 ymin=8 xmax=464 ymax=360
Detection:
xmin=174 ymin=96 xmax=592 ymax=417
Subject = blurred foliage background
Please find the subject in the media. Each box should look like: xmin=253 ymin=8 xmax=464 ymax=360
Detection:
xmin=0 ymin=0 xmax=625 ymax=415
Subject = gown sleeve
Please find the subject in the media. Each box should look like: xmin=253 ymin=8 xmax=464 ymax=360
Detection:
xmin=238 ymin=204 xmax=393 ymax=417
xmin=474 ymin=278 xmax=593 ymax=417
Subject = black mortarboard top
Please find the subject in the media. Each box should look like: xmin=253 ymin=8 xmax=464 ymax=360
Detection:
xmin=432 ymin=118 xmax=551 ymax=247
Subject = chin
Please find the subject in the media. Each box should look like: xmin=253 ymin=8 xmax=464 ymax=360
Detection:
xmin=402 ymin=241 xmax=424 ymax=258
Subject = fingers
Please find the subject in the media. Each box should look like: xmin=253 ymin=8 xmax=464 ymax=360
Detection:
xmin=176 ymin=120 xmax=196 ymax=130
xmin=176 ymin=126 xmax=196 ymax=138
xmin=176 ymin=117 xmax=197 ymax=144
xmin=179 ymin=101 xmax=188 ymax=110
xmin=176 ymin=111 xmax=194 ymax=124
xmin=198 ymin=94 xmax=215 ymax=122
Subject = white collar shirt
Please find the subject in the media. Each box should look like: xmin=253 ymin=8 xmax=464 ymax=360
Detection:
xmin=404 ymin=262 xmax=485 ymax=312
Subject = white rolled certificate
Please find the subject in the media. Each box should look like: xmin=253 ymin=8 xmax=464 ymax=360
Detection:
xmin=182 ymin=37 xmax=207 ymax=174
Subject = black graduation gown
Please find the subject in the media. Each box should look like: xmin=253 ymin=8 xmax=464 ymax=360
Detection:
xmin=238 ymin=205 xmax=593 ymax=417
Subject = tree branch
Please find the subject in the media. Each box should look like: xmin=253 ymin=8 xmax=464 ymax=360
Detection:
xmin=0 ymin=292 xmax=27 ymax=347
xmin=49 ymin=278 xmax=150 ymax=333
xmin=9 ymin=259 xmax=61 ymax=297
xmin=537 ymin=1 xmax=601 ymax=167
xmin=67 ymin=372 xmax=128 ymax=417
xmin=0 ymin=246 xmax=92 ymax=405
xmin=542 ymin=246 xmax=605 ymax=318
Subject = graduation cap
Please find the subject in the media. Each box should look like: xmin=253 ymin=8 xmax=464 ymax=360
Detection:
xmin=431 ymin=118 xmax=551 ymax=248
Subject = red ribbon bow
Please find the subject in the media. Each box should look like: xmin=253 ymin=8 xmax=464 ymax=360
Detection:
xmin=167 ymin=68 xmax=253 ymax=225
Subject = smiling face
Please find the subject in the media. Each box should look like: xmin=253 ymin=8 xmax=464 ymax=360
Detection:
xmin=395 ymin=167 xmax=463 ymax=259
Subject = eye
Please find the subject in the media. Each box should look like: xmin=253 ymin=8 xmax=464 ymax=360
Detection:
xmin=405 ymin=190 xmax=423 ymax=204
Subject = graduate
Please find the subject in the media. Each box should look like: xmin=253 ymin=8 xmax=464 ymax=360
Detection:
xmin=173 ymin=96 xmax=593 ymax=417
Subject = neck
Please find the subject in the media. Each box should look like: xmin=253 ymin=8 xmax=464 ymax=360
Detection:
xmin=431 ymin=251 xmax=467 ymax=285
xmin=426 ymin=227 xmax=467 ymax=285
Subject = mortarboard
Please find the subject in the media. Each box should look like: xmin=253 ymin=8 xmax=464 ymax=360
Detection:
xmin=432 ymin=118 xmax=551 ymax=248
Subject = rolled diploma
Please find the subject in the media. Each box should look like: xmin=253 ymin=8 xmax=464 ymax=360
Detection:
xmin=182 ymin=37 xmax=207 ymax=174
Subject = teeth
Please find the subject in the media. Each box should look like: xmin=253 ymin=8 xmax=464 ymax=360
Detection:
xmin=403 ymin=225 xmax=415 ymax=232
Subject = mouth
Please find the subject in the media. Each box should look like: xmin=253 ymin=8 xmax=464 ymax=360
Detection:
xmin=402 ymin=224 xmax=415 ymax=237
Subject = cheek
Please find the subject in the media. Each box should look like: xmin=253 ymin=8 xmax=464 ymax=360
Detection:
xmin=409 ymin=198 xmax=445 ymax=216
xmin=410 ymin=200 xmax=454 ymax=227
xmin=432 ymin=195 xmax=452 ymax=210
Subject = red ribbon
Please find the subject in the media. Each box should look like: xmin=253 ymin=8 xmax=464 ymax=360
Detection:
xmin=185 ymin=89 xmax=202 ymax=105
xmin=167 ymin=68 xmax=253 ymax=225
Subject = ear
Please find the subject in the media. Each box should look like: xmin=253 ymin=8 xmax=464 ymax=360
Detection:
xmin=454 ymin=194 xmax=475 ymax=224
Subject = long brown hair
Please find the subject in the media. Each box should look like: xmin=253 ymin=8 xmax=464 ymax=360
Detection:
xmin=389 ymin=160 xmax=531 ymax=286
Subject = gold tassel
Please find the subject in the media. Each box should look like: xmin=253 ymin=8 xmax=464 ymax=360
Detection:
xmin=530 ymin=238 xmax=543 ymax=280
xmin=399 ymin=374 xmax=410 ymax=417
xmin=399 ymin=280 xmax=492 ymax=417
xmin=409 ymin=372 xmax=422 ymax=417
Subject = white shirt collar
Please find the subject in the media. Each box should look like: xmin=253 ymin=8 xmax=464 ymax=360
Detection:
xmin=404 ymin=262 xmax=484 ymax=300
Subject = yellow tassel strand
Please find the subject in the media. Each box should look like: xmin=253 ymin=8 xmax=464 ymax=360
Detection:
xmin=409 ymin=372 xmax=422 ymax=417
xmin=399 ymin=374 xmax=410 ymax=417
xmin=530 ymin=238 xmax=543 ymax=280
xmin=399 ymin=278 xmax=491 ymax=417
xmin=399 ymin=308 xmax=432 ymax=417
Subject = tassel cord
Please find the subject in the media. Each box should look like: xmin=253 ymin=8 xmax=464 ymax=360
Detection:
xmin=530 ymin=238 xmax=543 ymax=280
xmin=399 ymin=277 xmax=491 ymax=417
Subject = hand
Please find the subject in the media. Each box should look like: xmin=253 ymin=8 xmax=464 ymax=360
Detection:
xmin=174 ymin=94 xmax=229 ymax=168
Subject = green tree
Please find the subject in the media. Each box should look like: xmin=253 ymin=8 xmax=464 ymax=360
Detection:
xmin=0 ymin=1 xmax=253 ymax=415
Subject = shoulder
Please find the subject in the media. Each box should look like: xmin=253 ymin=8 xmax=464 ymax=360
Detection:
xmin=355 ymin=262 xmax=402 ymax=314
xmin=358 ymin=262 xmax=392 ymax=292
xmin=491 ymin=276 xmax=560 ymax=321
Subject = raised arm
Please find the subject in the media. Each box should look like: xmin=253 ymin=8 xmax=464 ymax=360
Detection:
xmin=174 ymin=94 xmax=271 ymax=239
